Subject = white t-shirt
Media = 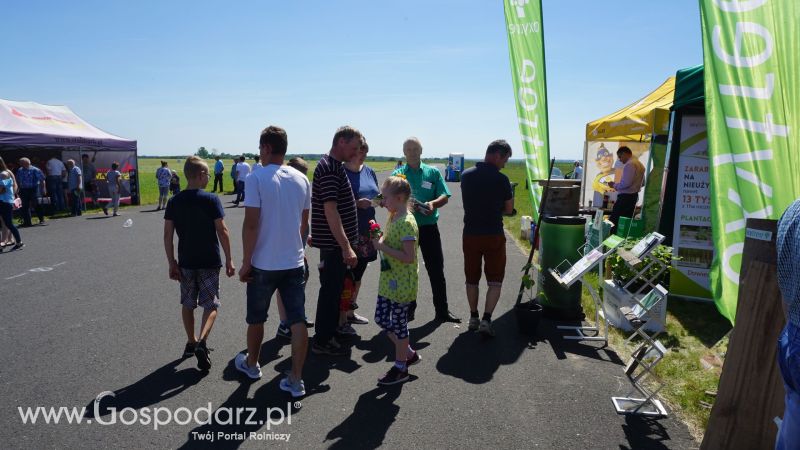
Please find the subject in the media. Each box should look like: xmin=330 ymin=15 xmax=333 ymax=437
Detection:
xmin=46 ymin=158 xmax=66 ymax=177
xmin=237 ymin=162 xmax=251 ymax=182
xmin=243 ymin=164 xmax=311 ymax=270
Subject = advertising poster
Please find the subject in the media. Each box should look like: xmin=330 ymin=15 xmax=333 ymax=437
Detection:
xmin=670 ymin=115 xmax=712 ymax=299
xmin=581 ymin=141 xmax=649 ymax=208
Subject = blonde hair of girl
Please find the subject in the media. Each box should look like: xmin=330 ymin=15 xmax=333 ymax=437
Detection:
xmin=382 ymin=175 xmax=412 ymax=220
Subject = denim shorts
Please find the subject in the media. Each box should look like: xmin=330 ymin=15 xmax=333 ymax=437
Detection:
xmin=246 ymin=266 xmax=306 ymax=325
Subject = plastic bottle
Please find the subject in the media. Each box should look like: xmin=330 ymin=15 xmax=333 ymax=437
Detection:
xmin=123 ymin=218 xmax=133 ymax=228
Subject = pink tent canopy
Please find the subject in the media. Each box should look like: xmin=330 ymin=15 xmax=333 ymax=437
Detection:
xmin=0 ymin=99 xmax=136 ymax=151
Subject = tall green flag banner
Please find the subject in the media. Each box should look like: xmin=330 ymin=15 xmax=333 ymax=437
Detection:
xmin=700 ymin=0 xmax=800 ymax=323
xmin=504 ymin=0 xmax=551 ymax=220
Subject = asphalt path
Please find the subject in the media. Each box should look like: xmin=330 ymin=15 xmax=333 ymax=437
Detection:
xmin=0 ymin=169 xmax=696 ymax=449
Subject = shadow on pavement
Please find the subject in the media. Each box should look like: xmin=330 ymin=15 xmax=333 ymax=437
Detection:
xmin=619 ymin=415 xmax=672 ymax=450
xmin=324 ymin=385 xmax=405 ymax=449
xmin=178 ymin=357 xmax=300 ymax=450
xmin=539 ymin=319 xmax=625 ymax=365
xmin=83 ymin=358 xmax=205 ymax=418
xmin=435 ymin=309 xmax=531 ymax=384
xmin=355 ymin=320 xmax=437 ymax=364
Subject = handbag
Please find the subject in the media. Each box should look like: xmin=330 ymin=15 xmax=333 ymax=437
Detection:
xmin=354 ymin=233 xmax=378 ymax=262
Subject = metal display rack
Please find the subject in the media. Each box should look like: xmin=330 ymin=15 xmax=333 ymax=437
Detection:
xmin=608 ymin=232 xmax=670 ymax=418
xmin=548 ymin=235 xmax=625 ymax=344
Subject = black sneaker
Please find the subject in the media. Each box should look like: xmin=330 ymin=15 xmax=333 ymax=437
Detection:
xmin=311 ymin=338 xmax=347 ymax=356
xmin=378 ymin=365 xmax=409 ymax=386
xmin=194 ymin=340 xmax=211 ymax=371
xmin=11 ymin=243 xmax=25 ymax=251
xmin=183 ymin=342 xmax=195 ymax=358
xmin=406 ymin=351 xmax=421 ymax=367
xmin=276 ymin=323 xmax=292 ymax=340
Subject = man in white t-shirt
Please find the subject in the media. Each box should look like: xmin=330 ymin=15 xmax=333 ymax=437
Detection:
xmin=233 ymin=156 xmax=251 ymax=206
xmin=235 ymin=125 xmax=311 ymax=398
xmin=46 ymin=156 xmax=67 ymax=211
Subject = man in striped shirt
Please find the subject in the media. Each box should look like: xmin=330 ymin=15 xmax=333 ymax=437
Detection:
xmin=310 ymin=126 xmax=361 ymax=356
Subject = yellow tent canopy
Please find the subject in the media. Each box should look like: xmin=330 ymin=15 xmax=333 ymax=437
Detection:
xmin=585 ymin=77 xmax=675 ymax=141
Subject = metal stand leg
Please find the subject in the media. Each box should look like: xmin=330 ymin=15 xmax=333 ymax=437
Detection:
xmin=557 ymin=277 xmax=608 ymax=344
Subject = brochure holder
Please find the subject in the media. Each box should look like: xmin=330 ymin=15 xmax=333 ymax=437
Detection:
xmin=612 ymin=284 xmax=669 ymax=417
xmin=548 ymin=235 xmax=624 ymax=344
xmin=608 ymin=232 xmax=669 ymax=418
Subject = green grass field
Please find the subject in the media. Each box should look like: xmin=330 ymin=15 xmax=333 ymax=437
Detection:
xmin=135 ymin=157 xmax=399 ymax=205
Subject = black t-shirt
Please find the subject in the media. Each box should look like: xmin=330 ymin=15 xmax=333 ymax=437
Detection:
xmin=164 ymin=189 xmax=225 ymax=269
xmin=311 ymin=154 xmax=358 ymax=249
xmin=460 ymin=162 xmax=513 ymax=235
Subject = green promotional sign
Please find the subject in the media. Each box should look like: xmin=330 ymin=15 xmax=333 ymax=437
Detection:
xmin=700 ymin=0 xmax=800 ymax=323
xmin=503 ymin=0 xmax=551 ymax=220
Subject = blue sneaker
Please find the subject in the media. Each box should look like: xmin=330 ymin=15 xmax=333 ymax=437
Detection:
xmin=234 ymin=353 xmax=262 ymax=379
xmin=279 ymin=376 xmax=306 ymax=398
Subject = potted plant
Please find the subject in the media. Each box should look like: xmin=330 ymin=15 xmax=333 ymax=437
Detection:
xmin=514 ymin=262 xmax=543 ymax=337
xmin=607 ymin=238 xmax=677 ymax=292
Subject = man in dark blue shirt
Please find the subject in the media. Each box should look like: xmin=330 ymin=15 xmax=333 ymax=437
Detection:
xmin=460 ymin=140 xmax=514 ymax=337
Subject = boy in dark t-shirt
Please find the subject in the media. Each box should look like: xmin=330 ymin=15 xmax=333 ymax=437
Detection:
xmin=164 ymin=156 xmax=235 ymax=371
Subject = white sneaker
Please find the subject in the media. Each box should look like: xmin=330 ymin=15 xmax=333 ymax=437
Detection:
xmin=468 ymin=317 xmax=480 ymax=331
xmin=235 ymin=353 xmax=262 ymax=379
xmin=279 ymin=376 xmax=306 ymax=398
xmin=478 ymin=320 xmax=495 ymax=337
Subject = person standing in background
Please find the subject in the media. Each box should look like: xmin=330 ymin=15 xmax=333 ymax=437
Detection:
xmin=103 ymin=162 xmax=122 ymax=216
xmin=393 ymin=137 xmax=460 ymax=323
xmin=82 ymin=154 xmax=98 ymax=208
xmin=156 ymin=161 xmax=172 ymax=211
xmin=0 ymin=157 xmax=22 ymax=250
xmin=230 ymin=158 xmax=239 ymax=197
xmin=607 ymin=146 xmax=645 ymax=234
xmin=0 ymin=156 xmax=19 ymax=246
xmin=573 ymin=161 xmax=583 ymax=180
xmin=233 ymin=156 xmax=250 ymax=206
xmin=212 ymin=156 xmax=224 ymax=193
xmin=45 ymin=155 xmax=66 ymax=212
xmin=17 ymin=157 xmax=46 ymax=227
xmin=65 ymin=159 xmax=83 ymax=217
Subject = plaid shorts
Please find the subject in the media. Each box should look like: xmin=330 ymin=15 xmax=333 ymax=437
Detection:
xmin=180 ymin=268 xmax=221 ymax=310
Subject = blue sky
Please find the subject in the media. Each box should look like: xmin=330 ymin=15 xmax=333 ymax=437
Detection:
xmin=2 ymin=0 xmax=702 ymax=159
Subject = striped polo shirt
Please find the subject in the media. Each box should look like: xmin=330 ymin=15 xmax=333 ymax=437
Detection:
xmin=311 ymin=154 xmax=358 ymax=249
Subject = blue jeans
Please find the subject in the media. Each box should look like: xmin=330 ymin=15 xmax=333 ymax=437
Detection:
xmin=235 ymin=181 xmax=246 ymax=203
xmin=246 ymin=266 xmax=306 ymax=326
xmin=0 ymin=201 xmax=21 ymax=243
xmin=777 ymin=322 xmax=800 ymax=449
xmin=46 ymin=176 xmax=65 ymax=210
xmin=70 ymin=190 xmax=82 ymax=216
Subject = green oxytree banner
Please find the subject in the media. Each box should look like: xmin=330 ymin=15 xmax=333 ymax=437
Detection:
xmin=503 ymin=0 xmax=551 ymax=220
xmin=700 ymin=0 xmax=800 ymax=323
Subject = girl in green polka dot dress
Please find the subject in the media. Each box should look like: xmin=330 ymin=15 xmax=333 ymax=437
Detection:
xmin=371 ymin=175 xmax=420 ymax=385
